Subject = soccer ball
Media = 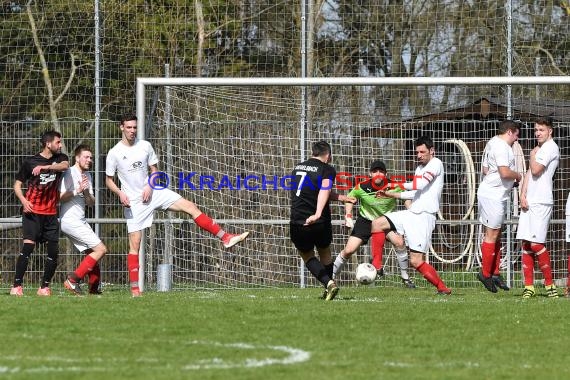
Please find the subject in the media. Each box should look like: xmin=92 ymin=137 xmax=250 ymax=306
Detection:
xmin=355 ymin=263 xmax=377 ymax=285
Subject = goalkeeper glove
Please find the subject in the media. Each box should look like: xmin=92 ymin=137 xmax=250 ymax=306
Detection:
xmin=345 ymin=214 xmax=354 ymax=228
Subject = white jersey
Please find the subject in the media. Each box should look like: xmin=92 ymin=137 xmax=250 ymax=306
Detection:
xmin=105 ymin=139 xmax=158 ymax=202
xmin=525 ymin=139 xmax=559 ymax=205
xmin=477 ymin=136 xmax=516 ymax=201
xmin=59 ymin=166 xmax=94 ymax=222
xmin=402 ymin=157 xmax=444 ymax=214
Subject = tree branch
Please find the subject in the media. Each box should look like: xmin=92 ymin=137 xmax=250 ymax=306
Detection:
xmin=26 ymin=0 xmax=59 ymax=130
xmin=54 ymin=52 xmax=78 ymax=105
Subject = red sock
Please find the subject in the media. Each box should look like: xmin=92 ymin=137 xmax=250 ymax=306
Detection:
xmin=194 ymin=213 xmax=223 ymax=237
xmin=370 ymin=232 xmax=385 ymax=270
xmin=416 ymin=262 xmax=447 ymax=291
xmin=127 ymin=253 xmax=139 ymax=288
xmin=492 ymin=240 xmax=502 ymax=276
xmin=74 ymin=255 xmax=97 ymax=279
xmin=522 ymin=252 xmax=535 ymax=286
xmin=536 ymin=249 xmax=553 ymax=286
xmin=88 ymin=263 xmax=101 ymax=291
xmin=481 ymin=241 xmax=495 ymax=277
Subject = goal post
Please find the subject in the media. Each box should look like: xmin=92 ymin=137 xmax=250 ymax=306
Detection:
xmin=135 ymin=76 xmax=570 ymax=292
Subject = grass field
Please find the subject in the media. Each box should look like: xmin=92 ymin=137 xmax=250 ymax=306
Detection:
xmin=1 ymin=285 xmax=569 ymax=380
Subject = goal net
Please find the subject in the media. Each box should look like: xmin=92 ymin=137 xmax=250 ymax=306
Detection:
xmin=137 ymin=77 xmax=570 ymax=291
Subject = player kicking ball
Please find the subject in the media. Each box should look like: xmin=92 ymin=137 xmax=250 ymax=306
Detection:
xmin=370 ymin=136 xmax=451 ymax=295
xmin=333 ymin=160 xmax=415 ymax=288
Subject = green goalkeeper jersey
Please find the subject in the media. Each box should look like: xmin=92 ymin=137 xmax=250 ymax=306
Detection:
xmin=347 ymin=180 xmax=403 ymax=221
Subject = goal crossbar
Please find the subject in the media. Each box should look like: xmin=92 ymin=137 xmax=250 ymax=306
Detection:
xmin=136 ymin=76 xmax=570 ymax=133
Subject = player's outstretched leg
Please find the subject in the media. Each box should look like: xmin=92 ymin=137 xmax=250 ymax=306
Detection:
xmin=395 ymin=247 xmax=415 ymax=288
xmin=370 ymin=232 xmax=385 ymax=272
xmin=193 ymin=213 xmax=249 ymax=248
xmin=414 ymin=258 xmax=450 ymax=295
xmin=170 ymin=199 xmax=250 ymax=249
xmin=333 ymin=251 xmax=348 ymax=279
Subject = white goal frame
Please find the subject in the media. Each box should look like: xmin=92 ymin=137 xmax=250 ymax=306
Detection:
xmin=135 ymin=76 xmax=570 ymax=291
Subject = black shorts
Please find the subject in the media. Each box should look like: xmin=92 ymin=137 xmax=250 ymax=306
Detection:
xmin=350 ymin=217 xmax=373 ymax=244
xmin=290 ymin=222 xmax=332 ymax=252
xmin=22 ymin=213 xmax=59 ymax=243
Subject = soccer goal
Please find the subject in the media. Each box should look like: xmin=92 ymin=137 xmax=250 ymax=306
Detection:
xmin=135 ymin=76 xmax=570 ymax=291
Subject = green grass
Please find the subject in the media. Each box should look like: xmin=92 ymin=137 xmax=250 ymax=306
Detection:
xmin=1 ymin=286 xmax=569 ymax=380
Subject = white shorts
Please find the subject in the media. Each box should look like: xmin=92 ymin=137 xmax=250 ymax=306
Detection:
xmin=478 ymin=196 xmax=506 ymax=229
xmin=516 ymin=204 xmax=552 ymax=243
xmin=61 ymin=218 xmax=102 ymax=253
xmin=384 ymin=210 xmax=436 ymax=254
xmin=125 ymin=188 xmax=182 ymax=233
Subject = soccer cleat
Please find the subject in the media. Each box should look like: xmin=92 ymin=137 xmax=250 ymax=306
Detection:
xmin=376 ymin=267 xmax=385 ymax=278
xmin=545 ymin=284 xmax=559 ymax=298
xmin=320 ymin=288 xmax=328 ymax=300
xmin=89 ymin=286 xmax=103 ymax=295
xmin=402 ymin=277 xmax=416 ymax=289
xmin=522 ymin=286 xmax=536 ymax=299
xmin=325 ymin=280 xmax=339 ymax=301
xmin=10 ymin=286 xmax=23 ymax=296
xmin=437 ymin=288 xmax=452 ymax=295
xmin=131 ymin=288 xmax=142 ymax=297
xmin=492 ymin=275 xmax=510 ymax=291
xmin=477 ymin=271 xmax=497 ymax=293
xmin=64 ymin=278 xmax=83 ymax=296
xmin=222 ymin=231 xmax=250 ymax=248
xmin=36 ymin=287 xmax=51 ymax=297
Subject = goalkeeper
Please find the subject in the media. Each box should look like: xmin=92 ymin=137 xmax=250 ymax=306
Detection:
xmin=333 ymin=160 xmax=415 ymax=288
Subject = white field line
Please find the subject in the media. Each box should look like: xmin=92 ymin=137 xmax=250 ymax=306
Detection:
xmin=0 ymin=341 xmax=310 ymax=374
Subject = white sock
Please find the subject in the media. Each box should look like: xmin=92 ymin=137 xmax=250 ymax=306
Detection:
xmin=396 ymin=248 xmax=410 ymax=280
xmin=333 ymin=253 xmax=348 ymax=279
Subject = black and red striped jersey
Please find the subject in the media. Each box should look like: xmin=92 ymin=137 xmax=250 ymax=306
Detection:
xmin=15 ymin=153 xmax=69 ymax=215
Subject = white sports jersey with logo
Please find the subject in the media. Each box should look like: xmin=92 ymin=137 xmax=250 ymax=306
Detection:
xmin=105 ymin=139 xmax=158 ymax=201
xmin=477 ymin=136 xmax=516 ymax=201
xmin=403 ymin=157 xmax=444 ymax=214
xmin=525 ymin=139 xmax=559 ymax=205
xmin=60 ymin=166 xmax=94 ymax=222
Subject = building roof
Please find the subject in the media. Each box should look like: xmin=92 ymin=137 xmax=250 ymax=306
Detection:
xmin=414 ymin=96 xmax=570 ymax=123
xmin=361 ymin=96 xmax=570 ymax=138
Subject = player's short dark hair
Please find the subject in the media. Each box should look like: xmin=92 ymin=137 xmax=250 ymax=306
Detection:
xmin=74 ymin=144 xmax=92 ymax=157
xmin=535 ymin=116 xmax=554 ymax=129
xmin=120 ymin=113 xmax=137 ymax=125
xmin=312 ymin=140 xmax=332 ymax=157
xmin=40 ymin=130 xmax=62 ymax=147
xmin=415 ymin=135 xmax=434 ymax=150
xmin=498 ymin=120 xmax=521 ymax=135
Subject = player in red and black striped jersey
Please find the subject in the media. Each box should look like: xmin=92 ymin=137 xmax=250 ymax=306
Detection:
xmin=10 ymin=130 xmax=69 ymax=297
xmin=289 ymin=141 xmax=355 ymax=301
